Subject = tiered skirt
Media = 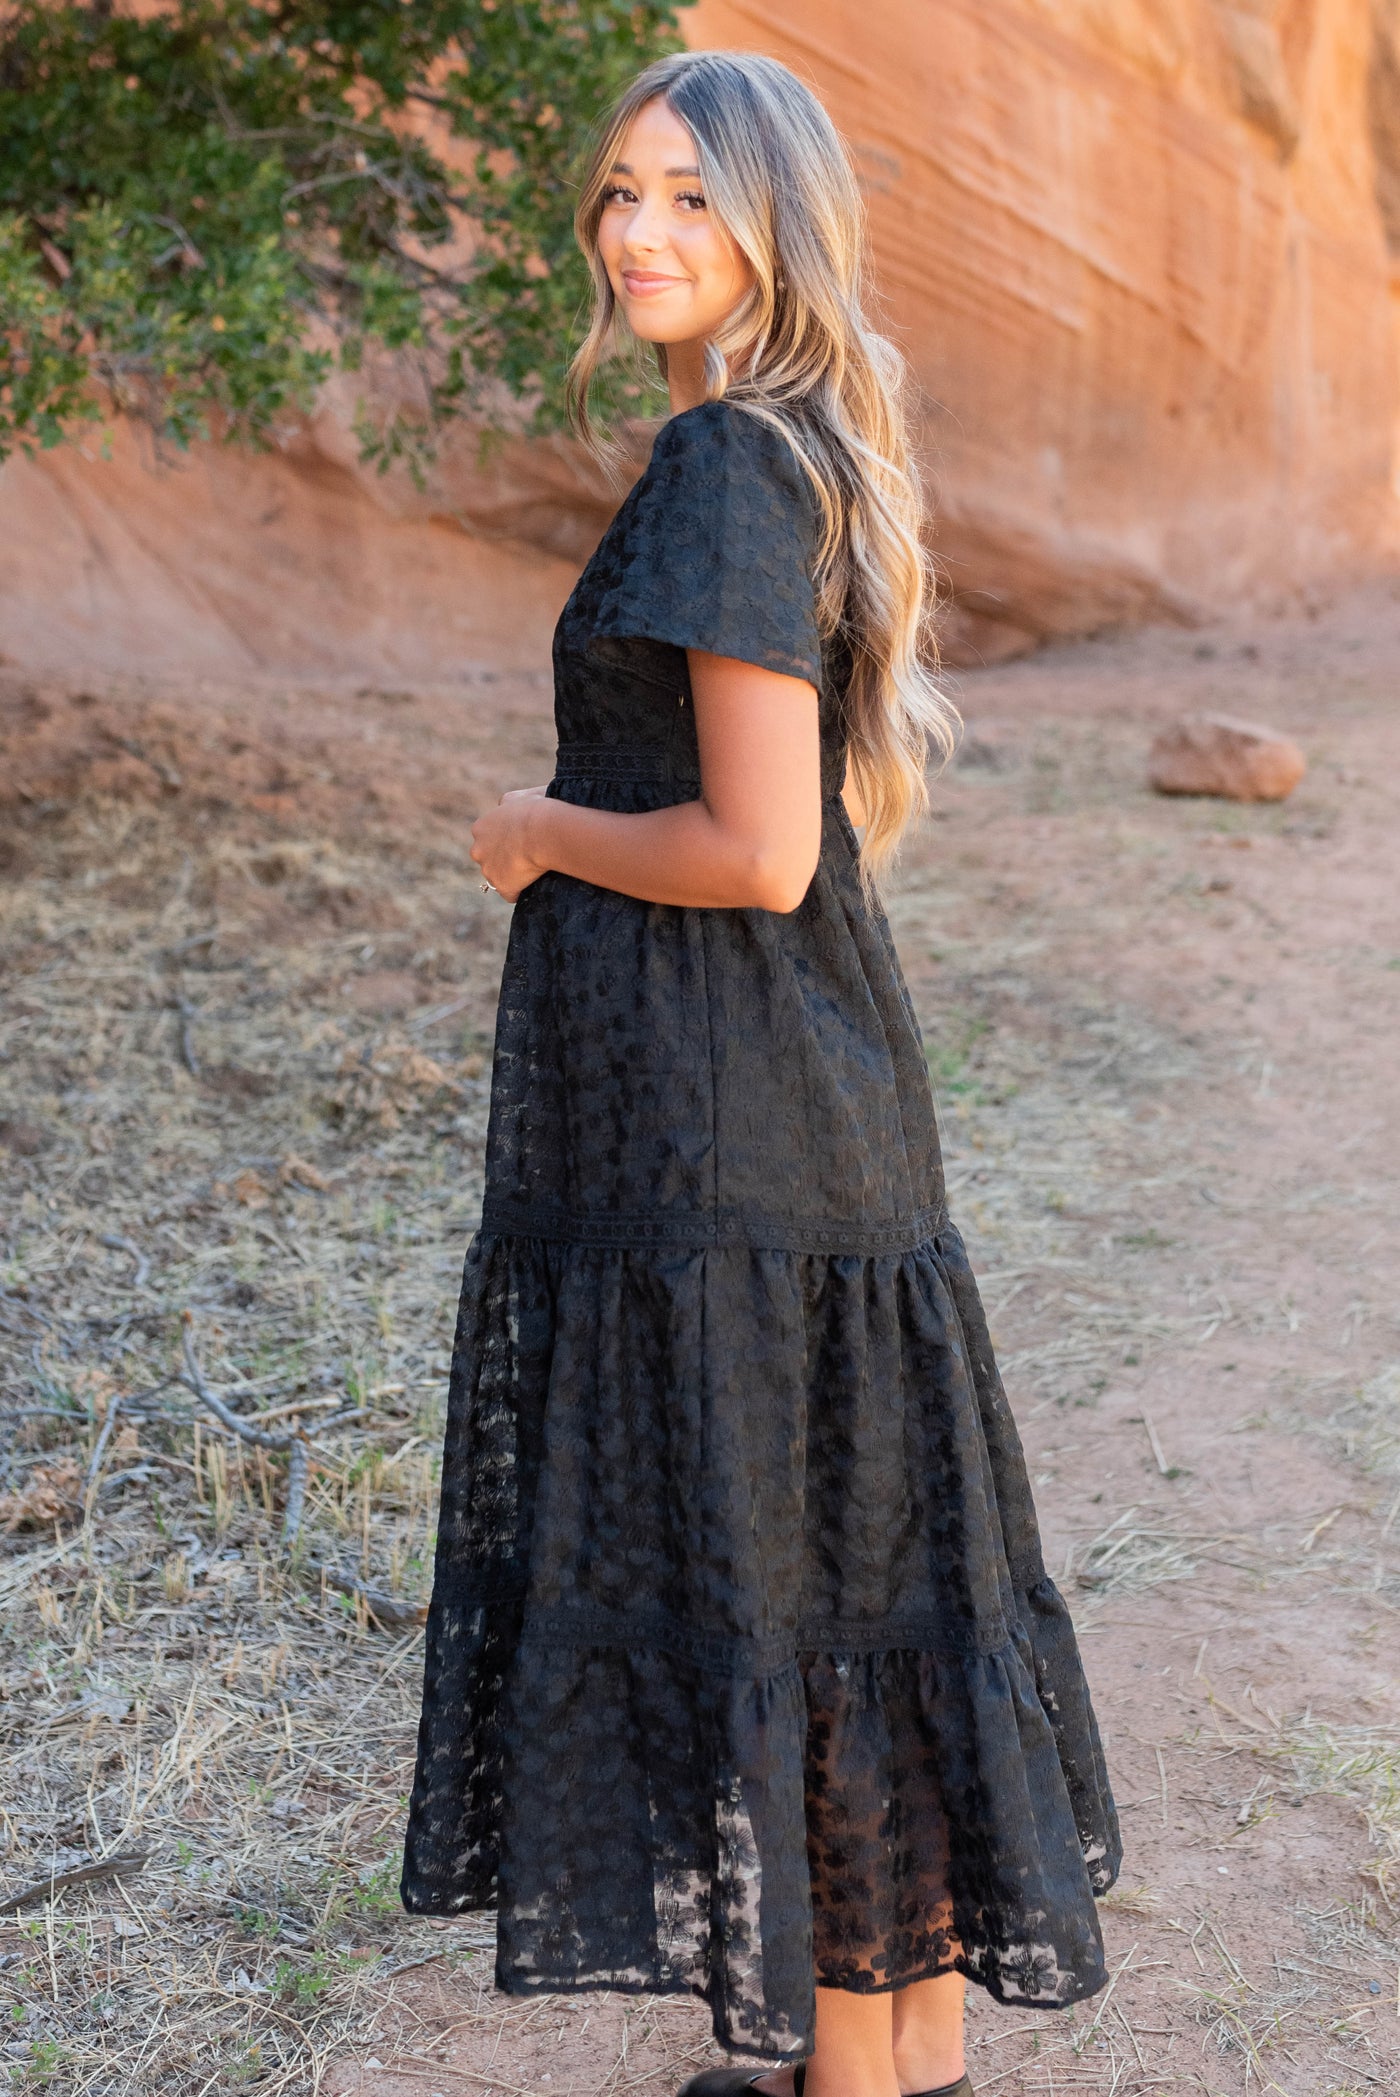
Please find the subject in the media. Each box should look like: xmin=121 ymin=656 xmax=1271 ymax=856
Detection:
xmin=402 ymin=1219 xmax=1120 ymax=2057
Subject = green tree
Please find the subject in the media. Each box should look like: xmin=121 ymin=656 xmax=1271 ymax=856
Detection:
xmin=0 ymin=1 xmax=682 ymax=467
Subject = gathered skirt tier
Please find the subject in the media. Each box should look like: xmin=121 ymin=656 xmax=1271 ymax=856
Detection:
xmin=401 ymin=1219 xmax=1120 ymax=2058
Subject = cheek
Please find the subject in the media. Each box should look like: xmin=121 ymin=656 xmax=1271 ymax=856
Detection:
xmin=679 ymin=226 xmax=747 ymax=307
xmin=596 ymin=215 xmax=625 ymax=281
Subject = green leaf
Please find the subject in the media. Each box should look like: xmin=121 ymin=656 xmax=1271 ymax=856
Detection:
xmin=0 ymin=0 xmax=684 ymax=459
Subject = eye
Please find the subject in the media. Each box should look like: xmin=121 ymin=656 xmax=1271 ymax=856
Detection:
xmin=601 ymin=182 xmax=637 ymax=206
xmin=674 ymin=189 xmax=707 ymax=212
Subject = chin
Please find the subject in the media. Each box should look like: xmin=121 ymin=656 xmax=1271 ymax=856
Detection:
xmin=621 ymin=311 xmax=689 ymax=348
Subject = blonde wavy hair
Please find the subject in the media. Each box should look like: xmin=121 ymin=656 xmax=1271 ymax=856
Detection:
xmin=567 ymin=49 xmax=958 ymax=883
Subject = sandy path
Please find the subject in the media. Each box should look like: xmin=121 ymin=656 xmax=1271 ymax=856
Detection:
xmin=2 ymin=591 xmax=1396 ymax=2097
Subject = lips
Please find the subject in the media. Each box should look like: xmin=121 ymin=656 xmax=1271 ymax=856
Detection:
xmin=621 ymin=270 xmax=684 ymax=296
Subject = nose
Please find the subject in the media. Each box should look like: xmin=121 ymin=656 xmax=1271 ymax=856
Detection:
xmin=622 ymin=191 xmax=669 ymax=257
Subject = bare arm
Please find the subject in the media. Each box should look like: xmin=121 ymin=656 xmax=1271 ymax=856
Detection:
xmin=470 ymin=649 xmax=822 ymax=913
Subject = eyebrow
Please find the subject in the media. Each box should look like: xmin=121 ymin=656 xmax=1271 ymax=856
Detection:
xmin=610 ymin=161 xmax=702 ymax=178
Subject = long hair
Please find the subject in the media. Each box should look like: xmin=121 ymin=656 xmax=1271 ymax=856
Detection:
xmin=567 ymin=49 xmax=959 ymax=884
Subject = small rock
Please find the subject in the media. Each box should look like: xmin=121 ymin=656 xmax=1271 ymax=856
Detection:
xmin=0 ymin=1116 xmax=52 ymax=1156
xmin=1149 ymin=713 xmax=1306 ymax=801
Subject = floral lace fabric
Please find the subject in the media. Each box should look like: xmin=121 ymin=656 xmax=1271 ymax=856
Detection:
xmin=401 ymin=402 xmax=1121 ymax=2055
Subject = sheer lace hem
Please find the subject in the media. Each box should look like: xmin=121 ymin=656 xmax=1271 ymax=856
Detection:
xmin=402 ymin=1609 xmax=1118 ymax=2054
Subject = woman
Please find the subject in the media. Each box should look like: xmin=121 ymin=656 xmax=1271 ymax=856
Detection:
xmin=402 ymin=49 xmax=1120 ymax=2097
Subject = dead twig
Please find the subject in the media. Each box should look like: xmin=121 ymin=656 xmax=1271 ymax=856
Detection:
xmin=1142 ymin=1409 xmax=1171 ymax=1476
xmin=1 ymin=1849 xmax=148 ymax=1913
xmin=172 ymin=990 xmax=200 ymax=1077
xmin=179 ymin=1315 xmax=299 ymax=1457
xmin=306 ymin=1409 xmax=374 ymax=1441
xmin=179 ymin=1313 xmax=308 ymax=1545
xmin=83 ymin=1396 xmax=121 ymax=1512
xmin=250 ymin=1392 xmax=350 ymax=1427
xmin=316 ymin=1565 xmax=429 ymax=1627
xmin=99 ymin=1233 xmax=152 ymax=1289
xmin=180 ymin=1316 xmax=393 ymax=1565
xmin=282 ymin=1439 xmax=310 ymax=1549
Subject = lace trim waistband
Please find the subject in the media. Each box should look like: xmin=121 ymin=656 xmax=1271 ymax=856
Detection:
xmin=477 ymin=1199 xmax=947 ymax=1256
xmin=554 ymin=741 xmax=695 ymax=783
xmin=552 ymin=741 xmax=846 ymax=801
xmin=423 ymin=1582 xmax=1017 ymax=1669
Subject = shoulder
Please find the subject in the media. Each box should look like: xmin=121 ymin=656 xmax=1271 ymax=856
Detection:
xmin=591 ymin=401 xmax=824 ymax=678
xmin=645 ymin=400 xmax=816 ymax=516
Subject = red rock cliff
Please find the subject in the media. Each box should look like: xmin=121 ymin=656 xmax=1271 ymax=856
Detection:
xmin=691 ymin=0 xmax=1400 ymax=658
xmin=1 ymin=0 xmax=1397 ymax=677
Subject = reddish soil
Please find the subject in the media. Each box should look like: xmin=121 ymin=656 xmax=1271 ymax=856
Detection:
xmin=3 ymin=586 xmax=1398 ymax=2097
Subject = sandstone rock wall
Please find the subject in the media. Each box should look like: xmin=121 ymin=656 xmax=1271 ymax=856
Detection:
xmin=1 ymin=0 xmax=1397 ymax=678
xmin=0 ymin=410 xmax=582 ymax=683
xmin=0 ymin=397 xmax=595 ymax=684
xmin=691 ymin=0 xmax=1400 ymax=657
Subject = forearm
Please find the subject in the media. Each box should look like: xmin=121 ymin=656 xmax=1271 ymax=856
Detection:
xmin=526 ymin=793 xmax=814 ymax=912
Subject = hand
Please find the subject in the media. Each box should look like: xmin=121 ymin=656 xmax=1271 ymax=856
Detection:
xmin=471 ymin=786 xmax=550 ymax=902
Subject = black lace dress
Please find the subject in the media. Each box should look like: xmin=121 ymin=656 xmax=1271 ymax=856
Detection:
xmin=401 ymin=400 xmax=1121 ymax=2058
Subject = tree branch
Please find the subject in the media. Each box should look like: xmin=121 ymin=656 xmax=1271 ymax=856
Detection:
xmin=180 ymin=1315 xmax=293 ymax=1454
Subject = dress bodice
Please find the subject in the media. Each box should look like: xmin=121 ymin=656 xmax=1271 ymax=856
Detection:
xmin=550 ymin=401 xmax=851 ymax=802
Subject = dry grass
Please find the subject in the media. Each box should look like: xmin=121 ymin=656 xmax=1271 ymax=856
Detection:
xmin=1155 ymin=1704 xmax=1400 ymax=2093
xmin=1327 ymin=1365 xmax=1400 ymax=1486
xmin=1169 ymin=1892 xmax=1400 ymax=2097
xmin=5 ymin=667 xmax=1399 ymax=2097
xmin=1280 ymin=1359 xmax=1400 ymax=1616
xmin=0 ymin=1555 xmax=469 ymax=2092
xmin=0 ymin=795 xmax=507 ymax=2092
xmin=1065 ymin=1509 xmax=1259 ymax=1608
xmin=1257 ymin=1723 xmax=1400 ymax=1911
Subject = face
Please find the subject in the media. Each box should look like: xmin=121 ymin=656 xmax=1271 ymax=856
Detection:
xmin=596 ymin=96 xmax=755 ymax=349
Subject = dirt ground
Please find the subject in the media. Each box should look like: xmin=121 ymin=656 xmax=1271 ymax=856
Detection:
xmin=2 ymin=584 xmax=1398 ymax=2097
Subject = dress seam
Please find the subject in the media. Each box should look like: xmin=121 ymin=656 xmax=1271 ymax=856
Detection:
xmin=422 ymin=1580 xmax=1017 ymax=1669
xmin=475 ymin=1201 xmax=947 ymax=1256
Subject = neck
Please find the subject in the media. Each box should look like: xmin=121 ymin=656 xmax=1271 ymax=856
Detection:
xmin=665 ymin=337 xmax=708 ymax=414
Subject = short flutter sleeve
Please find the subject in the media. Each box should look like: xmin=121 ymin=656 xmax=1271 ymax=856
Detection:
xmin=591 ymin=401 xmax=823 ymax=686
